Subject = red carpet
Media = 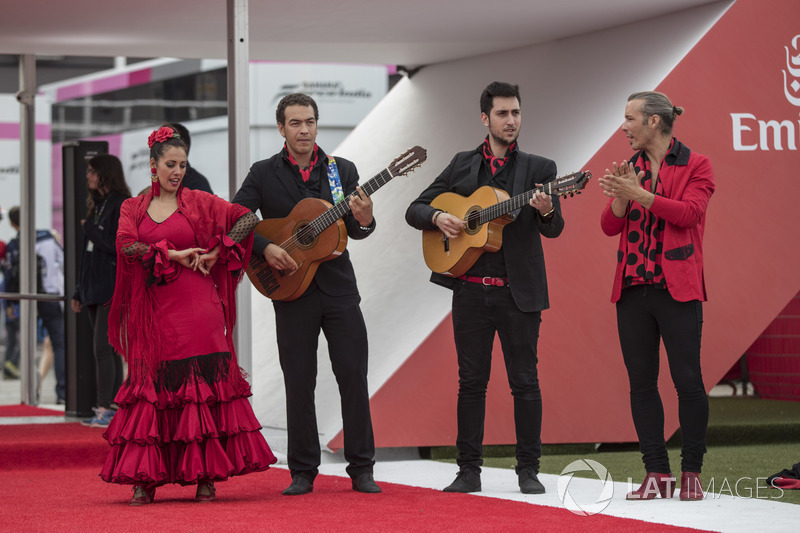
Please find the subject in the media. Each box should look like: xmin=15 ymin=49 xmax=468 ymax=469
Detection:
xmin=1 ymin=424 xmax=708 ymax=532
xmin=0 ymin=403 xmax=65 ymax=417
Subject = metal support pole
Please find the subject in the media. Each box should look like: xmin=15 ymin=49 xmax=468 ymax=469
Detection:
xmin=17 ymin=54 xmax=37 ymax=405
xmin=227 ymin=0 xmax=252 ymax=375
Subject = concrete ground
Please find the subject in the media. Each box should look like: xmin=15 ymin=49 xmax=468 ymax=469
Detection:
xmin=1 ymin=339 xmax=63 ymax=410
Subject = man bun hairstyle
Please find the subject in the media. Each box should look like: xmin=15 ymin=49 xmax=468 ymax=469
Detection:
xmin=628 ymin=91 xmax=683 ymax=135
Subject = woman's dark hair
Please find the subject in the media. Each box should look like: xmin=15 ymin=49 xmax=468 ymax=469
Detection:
xmin=149 ymin=123 xmax=188 ymax=163
xmin=86 ymin=154 xmax=131 ymax=217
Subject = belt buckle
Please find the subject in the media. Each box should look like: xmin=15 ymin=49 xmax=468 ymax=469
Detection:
xmin=482 ymin=276 xmax=501 ymax=286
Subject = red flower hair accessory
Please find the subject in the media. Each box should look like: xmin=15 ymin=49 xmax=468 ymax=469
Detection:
xmin=147 ymin=126 xmax=179 ymax=148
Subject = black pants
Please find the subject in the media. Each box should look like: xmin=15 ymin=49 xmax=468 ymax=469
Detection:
xmin=451 ymin=281 xmax=543 ymax=473
xmin=4 ymin=317 xmax=19 ymax=367
xmin=87 ymin=304 xmax=123 ymax=409
xmin=616 ymin=285 xmax=708 ymax=473
xmin=39 ymin=301 xmax=66 ymax=401
xmin=273 ymin=289 xmax=375 ymax=480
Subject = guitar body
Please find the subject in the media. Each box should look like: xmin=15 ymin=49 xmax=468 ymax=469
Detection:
xmin=247 ymin=198 xmax=347 ymax=301
xmin=422 ymin=186 xmax=514 ymax=277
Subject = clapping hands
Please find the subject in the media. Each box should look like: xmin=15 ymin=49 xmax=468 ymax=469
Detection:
xmin=599 ymin=160 xmax=644 ymax=201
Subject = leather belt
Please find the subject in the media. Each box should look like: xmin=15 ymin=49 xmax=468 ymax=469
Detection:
xmin=458 ymin=275 xmax=509 ymax=287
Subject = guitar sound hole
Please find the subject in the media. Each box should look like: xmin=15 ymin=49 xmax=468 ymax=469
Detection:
xmin=295 ymin=223 xmax=316 ymax=248
xmin=465 ymin=210 xmax=480 ymax=234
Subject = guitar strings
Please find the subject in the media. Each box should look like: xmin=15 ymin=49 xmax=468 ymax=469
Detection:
xmin=457 ymin=188 xmax=542 ymax=226
xmin=276 ymin=167 xmax=396 ymax=253
xmin=275 ymin=155 xmax=426 ymax=252
xmin=452 ymin=174 xmax=584 ymax=225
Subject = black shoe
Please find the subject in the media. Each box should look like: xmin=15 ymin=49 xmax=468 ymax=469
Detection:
xmin=352 ymin=472 xmax=382 ymax=493
xmin=282 ymin=475 xmax=313 ymax=496
xmin=443 ymin=468 xmax=481 ymax=493
xmin=519 ymin=468 xmax=545 ymax=494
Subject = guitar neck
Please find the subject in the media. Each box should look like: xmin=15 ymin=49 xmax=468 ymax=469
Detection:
xmin=479 ymin=183 xmax=552 ymax=224
xmin=309 ymin=167 xmax=395 ymax=234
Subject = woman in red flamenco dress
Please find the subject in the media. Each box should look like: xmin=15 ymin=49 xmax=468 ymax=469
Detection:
xmin=100 ymin=125 xmax=276 ymax=505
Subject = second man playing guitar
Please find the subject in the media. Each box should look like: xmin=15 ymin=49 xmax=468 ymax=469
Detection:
xmin=405 ymin=81 xmax=565 ymax=495
xmin=233 ymin=93 xmax=381 ymax=496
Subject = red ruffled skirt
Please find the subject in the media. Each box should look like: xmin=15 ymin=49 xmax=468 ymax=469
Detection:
xmin=100 ymin=353 xmax=276 ymax=486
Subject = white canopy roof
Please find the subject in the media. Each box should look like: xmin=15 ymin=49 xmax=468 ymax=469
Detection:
xmin=1 ymin=0 xmax=716 ymax=67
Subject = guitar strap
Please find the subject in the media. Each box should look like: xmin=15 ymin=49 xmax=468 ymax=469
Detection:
xmin=326 ymin=156 xmax=345 ymax=204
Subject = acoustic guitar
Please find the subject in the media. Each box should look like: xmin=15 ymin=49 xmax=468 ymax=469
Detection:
xmin=422 ymin=170 xmax=590 ymax=277
xmin=247 ymin=146 xmax=427 ymax=301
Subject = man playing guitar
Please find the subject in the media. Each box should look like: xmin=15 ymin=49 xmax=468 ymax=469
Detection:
xmin=405 ymin=81 xmax=565 ymax=496
xmin=233 ymin=93 xmax=381 ymax=496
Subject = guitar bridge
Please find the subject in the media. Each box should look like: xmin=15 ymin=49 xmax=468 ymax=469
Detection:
xmin=443 ymin=235 xmax=449 ymax=253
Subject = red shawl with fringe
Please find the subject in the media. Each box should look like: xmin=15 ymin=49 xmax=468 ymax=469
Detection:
xmin=108 ymin=187 xmax=255 ymax=385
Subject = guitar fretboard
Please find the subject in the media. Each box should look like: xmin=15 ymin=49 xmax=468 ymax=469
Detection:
xmin=477 ymin=182 xmax=554 ymax=225
xmin=306 ymin=167 xmax=395 ymax=236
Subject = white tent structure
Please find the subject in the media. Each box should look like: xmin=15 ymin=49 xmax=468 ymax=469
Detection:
xmin=2 ymin=0 xmax=719 ymax=65
xmin=1 ymin=0 xmax=737 ymax=448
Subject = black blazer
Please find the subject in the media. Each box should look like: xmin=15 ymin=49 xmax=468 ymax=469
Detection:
xmin=406 ymin=149 xmax=564 ymax=312
xmin=233 ymin=147 xmax=376 ymax=298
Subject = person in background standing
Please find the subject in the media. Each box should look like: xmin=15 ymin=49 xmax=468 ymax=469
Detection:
xmin=72 ymin=155 xmax=129 ymax=425
xmin=172 ymin=123 xmax=213 ymax=194
xmin=5 ymin=206 xmax=66 ymax=403
xmin=0 ymin=205 xmax=17 ymax=380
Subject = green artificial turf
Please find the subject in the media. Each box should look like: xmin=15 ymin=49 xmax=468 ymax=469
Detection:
xmin=428 ymin=396 xmax=800 ymax=505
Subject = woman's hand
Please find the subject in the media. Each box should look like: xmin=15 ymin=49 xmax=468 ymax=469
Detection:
xmin=70 ymin=298 xmax=82 ymax=313
xmin=168 ymin=247 xmax=206 ymax=270
xmin=197 ymin=245 xmax=220 ymax=276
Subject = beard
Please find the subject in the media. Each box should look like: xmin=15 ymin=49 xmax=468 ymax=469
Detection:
xmin=489 ymin=129 xmax=518 ymax=150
